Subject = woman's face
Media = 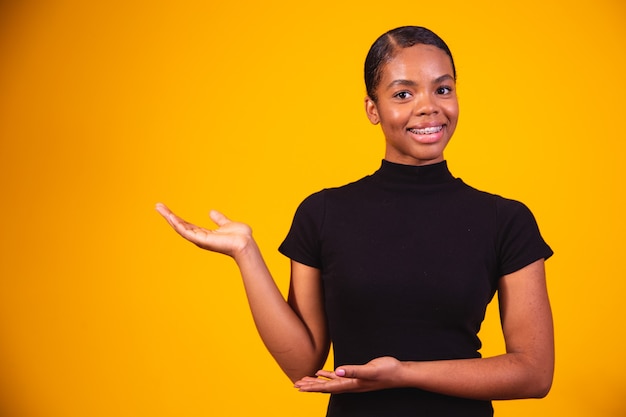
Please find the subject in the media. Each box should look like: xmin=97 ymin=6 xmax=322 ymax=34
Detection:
xmin=365 ymin=44 xmax=459 ymax=166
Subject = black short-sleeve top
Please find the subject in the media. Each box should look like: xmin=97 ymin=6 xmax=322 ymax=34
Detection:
xmin=279 ymin=160 xmax=553 ymax=417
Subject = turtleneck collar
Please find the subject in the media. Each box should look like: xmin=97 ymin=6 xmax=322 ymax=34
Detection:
xmin=374 ymin=159 xmax=457 ymax=186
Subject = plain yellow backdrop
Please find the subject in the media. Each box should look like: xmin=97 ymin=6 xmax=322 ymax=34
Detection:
xmin=0 ymin=1 xmax=624 ymax=416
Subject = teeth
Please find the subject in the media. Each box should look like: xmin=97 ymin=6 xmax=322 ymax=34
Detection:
xmin=409 ymin=126 xmax=443 ymax=135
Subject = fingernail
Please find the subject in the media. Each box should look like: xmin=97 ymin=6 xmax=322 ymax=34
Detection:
xmin=336 ymin=369 xmax=345 ymax=377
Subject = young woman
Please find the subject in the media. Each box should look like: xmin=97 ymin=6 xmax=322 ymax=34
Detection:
xmin=156 ymin=26 xmax=554 ymax=417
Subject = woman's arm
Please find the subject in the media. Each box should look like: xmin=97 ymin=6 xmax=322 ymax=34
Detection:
xmin=156 ymin=203 xmax=329 ymax=382
xmin=295 ymin=259 xmax=554 ymax=400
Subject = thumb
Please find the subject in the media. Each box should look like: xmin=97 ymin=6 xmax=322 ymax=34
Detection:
xmin=335 ymin=365 xmax=365 ymax=379
xmin=209 ymin=209 xmax=230 ymax=227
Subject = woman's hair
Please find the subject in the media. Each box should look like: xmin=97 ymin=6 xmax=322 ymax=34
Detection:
xmin=364 ymin=26 xmax=456 ymax=102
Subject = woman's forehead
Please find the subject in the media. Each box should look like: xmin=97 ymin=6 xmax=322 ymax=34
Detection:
xmin=380 ymin=45 xmax=455 ymax=80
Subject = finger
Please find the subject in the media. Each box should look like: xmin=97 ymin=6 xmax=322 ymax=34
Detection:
xmin=155 ymin=203 xmax=172 ymax=220
xmin=155 ymin=202 xmax=170 ymax=215
xmin=155 ymin=204 xmax=197 ymax=234
xmin=164 ymin=211 xmax=208 ymax=239
xmin=293 ymin=376 xmax=320 ymax=387
xmin=315 ymin=370 xmax=337 ymax=379
xmin=296 ymin=384 xmax=328 ymax=393
xmin=176 ymin=220 xmax=208 ymax=238
xmin=156 ymin=204 xmax=206 ymax=232
xmin=168 ymin=212 xmax=191 ymax=231
xmin=295 ymin=380 xmax=331 ymax=392
xmin=296 ymin=378 xmax=350 ymax=394
xmin=209 ymin=209 xmax=230 ymax=227
xmin=334 ymin=365 xmax=364 ymax=379
xmin=155 ymin=203 xmax=178 ymax=229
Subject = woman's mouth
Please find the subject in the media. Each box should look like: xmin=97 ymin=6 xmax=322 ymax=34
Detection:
xmin=407 ymin=125 xmax=445 ymax=144
xmin=408 ymin=125 xmax=443 ymax=135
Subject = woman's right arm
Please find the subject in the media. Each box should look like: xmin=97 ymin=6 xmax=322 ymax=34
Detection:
xmin=155 ymin=203 xmax=329 ymax=382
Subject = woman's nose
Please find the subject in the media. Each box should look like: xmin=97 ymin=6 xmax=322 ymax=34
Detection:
xmin=414 ymin=93 xmax=438 ymax=116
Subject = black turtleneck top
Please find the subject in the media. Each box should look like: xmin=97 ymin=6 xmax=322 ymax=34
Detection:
xmin=279 ymin=160 xmax=553 ymax=417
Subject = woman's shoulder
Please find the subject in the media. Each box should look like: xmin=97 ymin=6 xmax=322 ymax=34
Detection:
xmin=452 ymin=181 xmax=544 ymax=231
xmin=458 ymin=180 xmax=531 ymax=208
xmin=300 ymin=174 xmax=376 ymax=202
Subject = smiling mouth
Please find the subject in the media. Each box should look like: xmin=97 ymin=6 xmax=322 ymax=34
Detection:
xmin=408 ymin=125 xmax=443 ymax=135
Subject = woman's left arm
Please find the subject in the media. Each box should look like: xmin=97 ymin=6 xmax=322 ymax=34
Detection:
xmin=294 ymin=259 xmax=554 ymax=400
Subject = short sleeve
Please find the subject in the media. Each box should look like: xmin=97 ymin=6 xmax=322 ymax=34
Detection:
xmin=278 ymin=191 xmax=326 ymax=269
xmin=496 ymin=198 xmax=553 ymax=276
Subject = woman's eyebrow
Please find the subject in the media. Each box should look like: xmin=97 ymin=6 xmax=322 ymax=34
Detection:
xmin=386 ymin=79 xmax=418 ymax=89
xmin=386 ymin=74 xmax=455 ymax=89
xmin=433 ymin=74 xmax=455 ymax=84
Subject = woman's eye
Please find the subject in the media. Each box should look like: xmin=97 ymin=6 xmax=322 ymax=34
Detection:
xmin=394 ymin=91 xmax=411 ymax=100
xmin=436 ymin=86 xmax=452 ymax=95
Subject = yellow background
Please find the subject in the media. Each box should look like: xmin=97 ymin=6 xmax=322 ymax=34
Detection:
xmin=0 ymin=1 xmax=624 ymax=416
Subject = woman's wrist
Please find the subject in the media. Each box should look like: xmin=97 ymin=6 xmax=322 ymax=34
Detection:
xmin=232 ymin=234 xmax=260 ymax=262
xmin=395 ymin=360 xmax=421 ymax=389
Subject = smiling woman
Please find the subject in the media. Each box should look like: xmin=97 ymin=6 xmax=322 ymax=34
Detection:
xmin=364 ymin=43 xmax=459 ymax=166
xmin=157 ymin=26 xmax=554 ymax=417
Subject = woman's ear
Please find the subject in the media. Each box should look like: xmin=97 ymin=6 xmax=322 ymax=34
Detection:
xmin=365 ymin=96 xmax=380 ymax=125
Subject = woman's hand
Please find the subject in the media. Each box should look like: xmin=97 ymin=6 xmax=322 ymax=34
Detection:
xmin=294 ymin=356 xmax=403 ymax=394
xmin=155 ymin=203 xmax=253 ymax=258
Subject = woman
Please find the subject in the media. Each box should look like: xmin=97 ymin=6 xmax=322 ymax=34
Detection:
xmin=156 ymin=26 xmax=554 ymax=417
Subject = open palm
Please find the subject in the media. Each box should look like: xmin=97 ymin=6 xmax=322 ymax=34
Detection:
xmin=155 ymin=203 xmax=253 ymax=257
